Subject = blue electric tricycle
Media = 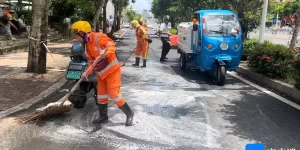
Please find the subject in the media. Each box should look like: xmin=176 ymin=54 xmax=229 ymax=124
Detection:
xmin=177 ymin=10 xmax=243 ymax=86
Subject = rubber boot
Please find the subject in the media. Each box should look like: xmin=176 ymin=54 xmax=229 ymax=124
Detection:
xmin=119 ymin=102 xmax=134 ymax=126
xmin=132 ymin=57 xmax=140 ymax=66
xmin=92 ymin=104 xmax=108 ymax=124
xmin=141 ymin=59 xmax=146 ymax=68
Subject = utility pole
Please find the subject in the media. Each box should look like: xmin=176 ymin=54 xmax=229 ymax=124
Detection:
xmin=259 ymin=0 xmax=269 ymax=43
xmin=275 ymin=2 xmax=279 ymax=29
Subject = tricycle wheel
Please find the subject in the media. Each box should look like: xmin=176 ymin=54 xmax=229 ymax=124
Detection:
xmin=217 ymin=66 xmax=226 ymax=86
xmin=180 ymin=53 xmax=186 ymax=71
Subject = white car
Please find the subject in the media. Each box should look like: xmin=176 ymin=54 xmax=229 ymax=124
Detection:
xmin=147 ymin=24 xmax=153 ymax=29
xmin=123 ymin=23 xmax=130 ymax=28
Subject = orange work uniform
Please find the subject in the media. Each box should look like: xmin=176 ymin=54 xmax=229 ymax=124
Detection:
xmin=135 ymin=25 xmax=149 ymax=60
xmin=85 ymin=32 xmax=125 ymax=107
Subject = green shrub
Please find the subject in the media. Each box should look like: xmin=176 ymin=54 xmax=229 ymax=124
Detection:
xmin=248 ymin=41 xmax=295 ymax=79
xmin=242 ymin=39 xmax=259 ymax=60
xmin=169 ymin=28 xmax=178 ymax=35
xmin=292 ymin=56 xmax=300 ymax=89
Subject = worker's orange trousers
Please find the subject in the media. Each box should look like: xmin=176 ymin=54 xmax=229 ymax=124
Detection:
xmin=135 ymin=41 xmax=149 ymax=59
xmin=97 ymin=68 xmax=125 ymax=107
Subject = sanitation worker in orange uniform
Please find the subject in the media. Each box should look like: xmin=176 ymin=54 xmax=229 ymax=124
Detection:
xmin=131 ymin=20 xmax=149 ymax=68
xmin=71 ymin=21 xmax=134 ymax=126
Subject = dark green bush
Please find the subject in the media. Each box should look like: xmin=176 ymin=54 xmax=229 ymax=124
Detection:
xmin=242 ymin=39 xmax=258 ymax=60
xmin=248 ymin=41 xmax=295 ymax=79
xmin=292 ymin=56 xmax=300 ymax=89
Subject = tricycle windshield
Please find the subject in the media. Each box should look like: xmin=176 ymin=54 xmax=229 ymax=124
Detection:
xmin=204 ymin=14 xmax=240 ymax=36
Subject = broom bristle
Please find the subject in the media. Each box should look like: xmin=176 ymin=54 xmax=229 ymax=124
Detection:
xmin=15 ymin=104 xmax=72 ymax=124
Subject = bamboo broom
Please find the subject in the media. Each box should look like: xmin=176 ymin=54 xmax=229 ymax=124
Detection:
xmin=15 ymin=49 xmax=108 ymax=124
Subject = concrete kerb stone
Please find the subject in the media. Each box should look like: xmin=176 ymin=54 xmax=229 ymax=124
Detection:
xmin=0 ymin=37 xmax=62 ymax=55
xmin=113 ymin=29 xmax=126 ymax=39
xmin=0 ymin=73 xmax=69 ymax=119
xmin=235 ymin=66 xmax=300 ymax=102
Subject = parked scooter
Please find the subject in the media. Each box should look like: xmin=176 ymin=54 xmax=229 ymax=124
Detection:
xmin=65 ymin=43 xmax=98 ymax=109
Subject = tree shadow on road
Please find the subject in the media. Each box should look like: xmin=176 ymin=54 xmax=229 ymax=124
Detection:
xmin=219 ymin=91 xmax=300 ymax=149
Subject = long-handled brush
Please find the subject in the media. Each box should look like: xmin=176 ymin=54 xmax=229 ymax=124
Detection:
xmin=15 ymin=49 xmax=107 ymax=124
xmin=121 ymin=48 xmax=136 ymax=66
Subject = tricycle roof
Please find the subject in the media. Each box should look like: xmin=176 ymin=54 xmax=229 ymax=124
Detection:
xmin=196 ymin=10 xmax=235 ymax=16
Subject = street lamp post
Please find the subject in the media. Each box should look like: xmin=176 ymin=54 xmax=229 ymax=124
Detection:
xmin=275 ymin=2 xmax=279 ymax=29
xmin=259 ymin=0 xmax=269 ymax=43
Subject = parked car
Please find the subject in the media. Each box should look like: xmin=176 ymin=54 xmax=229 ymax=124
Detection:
xmin=123 ymin=23 xmax=130 ymax=28
xmin=147 ymin=24 xmax=153 ymax=29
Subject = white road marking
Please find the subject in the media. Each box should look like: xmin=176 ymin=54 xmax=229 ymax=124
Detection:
xmin=228 ymin=71 xmax=300 ymax=110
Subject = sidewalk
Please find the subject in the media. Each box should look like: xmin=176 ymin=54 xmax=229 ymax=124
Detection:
xmin=0 ymin=42 xmax=72 ymax=113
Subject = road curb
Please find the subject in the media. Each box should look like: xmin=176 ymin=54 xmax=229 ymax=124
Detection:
xmin=235 ymin=66 xmax=300 ymax=101
xmin=114 ymin=29 xmax=126 ymax=39
xmin=0 ymin=37 xmax=62 ymax=55
xmin=0 ymin=74 xmax=69 ymax=119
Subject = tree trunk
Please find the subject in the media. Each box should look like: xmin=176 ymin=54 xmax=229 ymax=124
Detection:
xmin=290 ymin=17 xmax=300 ymax=49
xmin=170 ymin=17 xmax=175 ymax=28
xmin=17 ymin=0 xmax=23 ymax=12
xmin=111 ymin=1 xmax=118 ymax=34
xmin=117 ymin=7 xmax=122 ymax=31
xmin=92 ymin=0 xmax=103 ymax=32
xmin=96 ymin=21 xmax=100 ymax=32
xmin=102 ymin=0 xmax=108 ymax=33
xmin=26 ymin=0 xmax=49 ymax=74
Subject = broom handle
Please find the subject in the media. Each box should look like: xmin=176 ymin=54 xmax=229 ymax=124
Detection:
xmin=59 ymin=48 xmax=108 ymax=106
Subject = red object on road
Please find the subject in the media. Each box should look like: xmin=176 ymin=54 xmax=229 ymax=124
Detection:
xmin=170 ymin=35 xmax=178 ymax=46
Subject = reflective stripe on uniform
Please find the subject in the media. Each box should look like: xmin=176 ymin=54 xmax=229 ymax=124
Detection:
xmin=94 ymin=36 xmax=103 ymax=53
xmin=97 ymin=94 xmax=109 ymax=99
xmin=144 ymin=42 xmax=149 ymax=59
xmin=97 ymin=59 xmax=119 ymax=75
xmin=111 ymin=94 xmax=123 ymax=102
xmin=106 ymin=43 xmax=113 ymax=47
xmin=98 ymin=102 xmax=107 ymax=104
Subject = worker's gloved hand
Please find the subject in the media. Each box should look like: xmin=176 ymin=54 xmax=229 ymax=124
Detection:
xmin=100 ymin=52 xmax=106 ymax=58
xmin=142 ymin=34 xmax=147 ymax=39
xmin=81 ymin=71 xmax=88 ymax=79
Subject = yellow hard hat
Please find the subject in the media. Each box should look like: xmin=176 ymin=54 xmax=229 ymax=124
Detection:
xmin=131 ymin=20 xmax=139 ymax=27
xmin=71 ymin=21 xmax=92 ymax=33
xmin=138 ymin=18 xmax=144 ymax=23
xmin=8 ymin=9 xmax=15 ymax=13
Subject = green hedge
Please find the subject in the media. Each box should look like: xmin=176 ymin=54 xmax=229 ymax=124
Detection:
xmin=242 ymin=38 xmax=259 ymax=60
xmin=245 ymin=39 xmax=300 ymax=89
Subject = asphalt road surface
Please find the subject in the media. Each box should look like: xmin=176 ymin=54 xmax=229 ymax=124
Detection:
xmin=1 ymin=29 xmax=300 ymax=150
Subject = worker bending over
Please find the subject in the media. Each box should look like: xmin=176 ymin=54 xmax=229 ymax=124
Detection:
xmin=71 ymin=21 xmax=134 ymax=126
